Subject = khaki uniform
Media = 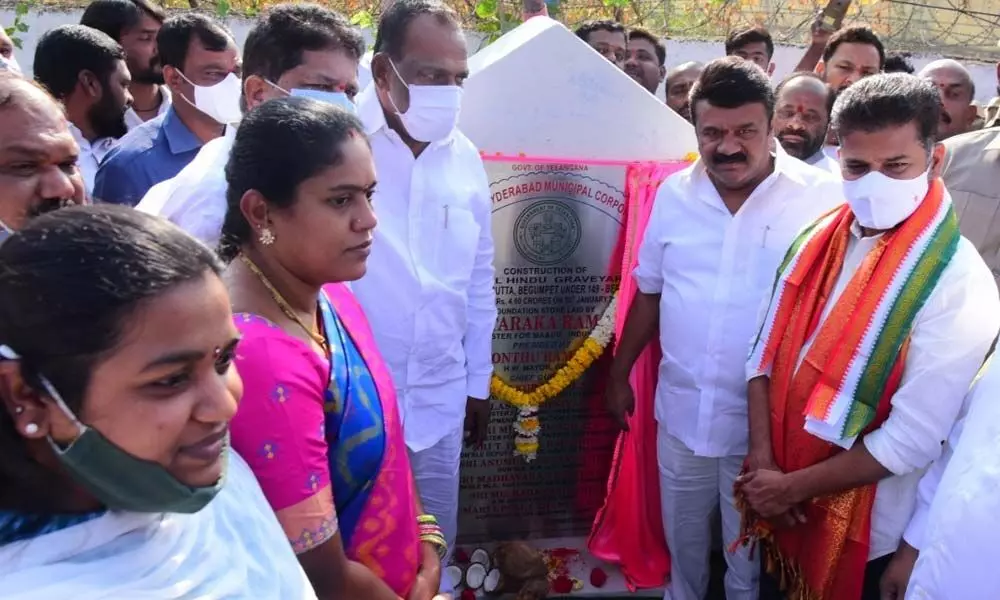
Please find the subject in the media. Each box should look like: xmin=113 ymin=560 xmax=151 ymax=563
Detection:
xmin=942 ymin=127 xmax=1000 ymax=286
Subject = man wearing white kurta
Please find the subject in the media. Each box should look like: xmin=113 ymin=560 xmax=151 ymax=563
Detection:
xmin=607 ymin=57 xmax=843 ymax=600
xmin=353 ymin=2 xmax=496 ymax=593
xmin=738 ymin=74 xmax=1000 ymax=600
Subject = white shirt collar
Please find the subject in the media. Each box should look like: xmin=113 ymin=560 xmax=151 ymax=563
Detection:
xmin=67 ymin=122 xmax=116 ymax=162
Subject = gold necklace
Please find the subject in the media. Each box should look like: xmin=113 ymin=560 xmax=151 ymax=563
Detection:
xmin=240 ymin=254 xmax=328 ymax=352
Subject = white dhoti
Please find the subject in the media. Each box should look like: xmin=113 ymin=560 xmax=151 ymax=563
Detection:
xmin=657 ymin=428 xmax=759 ymax=600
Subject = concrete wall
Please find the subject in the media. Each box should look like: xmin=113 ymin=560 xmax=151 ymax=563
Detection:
xmin=3 ymin=7 xmax=997 ymax=103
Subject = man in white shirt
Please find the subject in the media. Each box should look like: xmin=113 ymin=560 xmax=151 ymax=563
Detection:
xmin=136 ymin=4 xmax=365 ymax=245
xmin=877 ymin=358 xmax=999 ymax=600
xmin=606 ymin=57 xmax=843 ymax=600
xmin=354 ymin=1 xmax=496 ymax=592
xmin=82 ymin=0 xmax=170 ymax=130
xmin=772 ymin=71 xmax=839 ymax=175
xmin=32 ymin=25 xmax=133 ymax=195
xmin=738 ymin=74 xmax=999 ymax=600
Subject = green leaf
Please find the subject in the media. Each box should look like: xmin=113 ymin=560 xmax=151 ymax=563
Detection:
xmin=15 ymin=2 xmax=30 ymax=16
xmin=350 ymin=10 xmax=374 ymax=29
xmin=474 ymin=0 xmax=497 ymax=20
xmin=16 ymin=22 xmax=29 ymax=32
xmin=3 ymin=26 xmax=13 ymax=36
xmin=215 ymin=0 xmax=230 ymax=18
xmin=13 ymin=38 xmax=22 ymax=50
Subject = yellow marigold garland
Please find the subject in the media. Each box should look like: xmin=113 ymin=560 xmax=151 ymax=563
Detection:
xmin=491 ymin=295 xmax=618 ymax=461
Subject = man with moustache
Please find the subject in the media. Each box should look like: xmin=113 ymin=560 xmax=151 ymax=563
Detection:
xmin=937 ymin=61 xmax=1000 ymax=287
xmin=772 ymin=72 xmax=838 ymax=173
xmin=606 ymin=57 xmax=842 ymax=600
xmin=0 ymin=72 xmax=87 ymax=235
xmin=818 ymin=26 xmax=884 ymax=94
xmin=33 ymin=25 xmax=134 ymax=195
xmin=624 ymin=28 xmax=665 ymax=95
xmin=919 ymin=59 xmax=977 ymax=141
xmin=664 ymin=61 xmax=702 ymax=122
xmin=816 ymin=26 xmax=884 ymax=160
xmin=82 ymin=0 xmax=168 ymax=129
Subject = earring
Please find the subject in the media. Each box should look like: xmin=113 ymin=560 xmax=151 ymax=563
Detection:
xmin=258 ymin=227 xmax=275 ymax=246
xmin=24 ymin=423 xmax=38 ymax=435
xmin=14 ymin=406 xmax=24 ymax=414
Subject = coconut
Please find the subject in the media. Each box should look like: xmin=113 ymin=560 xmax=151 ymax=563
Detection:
xmin=445 ymin=565 xmax=464 ymax=591
xmin=493 ymin=542 xmax=547 ymax=580
xmin=483 ymin=568 xmax=502 ymax=595
xmin=465 ymin=562 xmax=487 ymax=590
xmin=469 ymin=547 xmax=491 ymax=570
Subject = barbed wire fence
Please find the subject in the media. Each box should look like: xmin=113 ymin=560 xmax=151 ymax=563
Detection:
xmin=5 ymin=0 xmax=998 ymax=60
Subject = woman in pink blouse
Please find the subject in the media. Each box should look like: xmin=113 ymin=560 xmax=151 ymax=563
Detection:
xmin=220 ymin=98 xmax=445 ymax=599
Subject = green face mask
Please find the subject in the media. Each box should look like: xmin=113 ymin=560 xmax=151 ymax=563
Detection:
xmin=8 ymin=345 xmax=226 ymax=514
xmin=47 ymin=424 xmax=226 ymax=514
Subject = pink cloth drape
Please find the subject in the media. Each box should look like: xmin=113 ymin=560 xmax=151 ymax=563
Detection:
xmin=588 ymin=161 xmax=687 ymax=591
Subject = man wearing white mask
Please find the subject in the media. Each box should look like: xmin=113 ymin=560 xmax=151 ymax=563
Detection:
xmin=93 ymin=13 xmax=239 ymax=206
xmin=736 ymin=73 xmax=999 ymax=600
xmin=354 ymin=0 xmax=496 ymax=594
xmin=137 ymin=3 xmax=364 ymax=246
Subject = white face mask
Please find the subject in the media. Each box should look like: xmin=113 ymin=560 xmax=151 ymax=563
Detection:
xmin=386 ymin=60 xmax=462 ymax=143
xmin=265 ymin=80 xmax=356 ymax=114
xmin=0 ymin=55 xmax=21 ymax=74
xmin=843 ymin=169 xmax=930 ymax=230
xmin=179 ymin=71 xmax=242 ymax=125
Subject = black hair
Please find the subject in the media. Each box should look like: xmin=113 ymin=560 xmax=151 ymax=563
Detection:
xmin=244 ymin=4 xmax=365 ymax=85
xmin=822 ymin=25 xmax=885 ymax=70
xmin=628 ymin=28 xmax=666 ymax=67
xmin=883 ymin=52 xmax=914 ymax=74
xmin=80 ymin=0 xmax=166 ymax=42
xmin=33 ymin=25 xmax=125 ymax=100
xmin=774 ymin=71 xmax=836 ymax=117
xmin=0 ymin=205 xmax=222 ymax=514
xmin=725 ymin=26 xmax=774 ymax=60
xmin=689 ymin=56 xmax=775 ymax=126
xmin=832 ymin=73 xmax=940 ymax=150
xmin=574 ymin=19 xmax=624 ymax=42
xmin=373 ymin=0 xmax=460 ymax=60
xmin=156 ymin=13 xmax=233 ymax=71
xmin=219 ymin=97 xmax=369 ymax=262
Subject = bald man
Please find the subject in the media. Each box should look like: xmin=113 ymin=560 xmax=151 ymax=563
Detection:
xmin=664 ymin=61 xmax=702 ymax=122
xmin=0 ymin=72 xmax=87 ymax=233
xmin=919 ymin=59 xmax=977 ymax=141
xmin=772 ymin=72 xmax=838 ymax=173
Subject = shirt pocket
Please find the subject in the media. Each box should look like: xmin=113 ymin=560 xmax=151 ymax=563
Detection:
xmin=748 ymin=224 xmax=798 ymax=292
xmin=432 ymin=204 xmax=481 ymax=288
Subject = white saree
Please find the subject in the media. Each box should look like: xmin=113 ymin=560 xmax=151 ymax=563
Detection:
xmin=0 ymin=451 xmax=317 ymax=599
